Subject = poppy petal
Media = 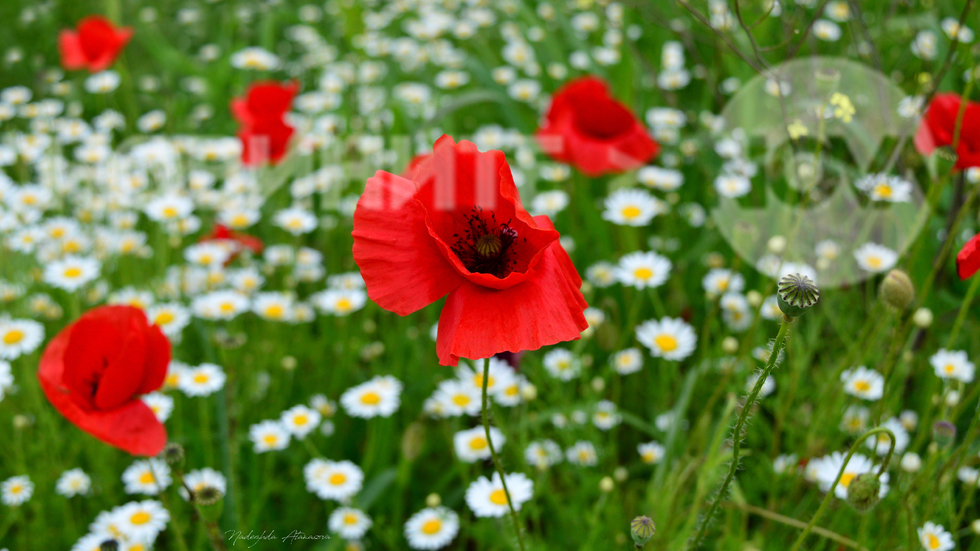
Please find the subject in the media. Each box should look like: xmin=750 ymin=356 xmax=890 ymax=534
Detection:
xmin=352 ymin=170 xmax=466 ymax=315
xmin=436 ymin=242 xmax=588 ymax=366
xmin=957 ymin=233 xmax=980 ymax=280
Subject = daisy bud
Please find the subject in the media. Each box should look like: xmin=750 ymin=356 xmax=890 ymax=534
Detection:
xmin=933 ymin=420 xmax=957 ymax=448
xmin=591 ymin=377 xmax=606 ymax=392
xmin=767 ymin=235 xmax=787 ymax=255
xmin=900 ymin=452 xmax=922 ymax=473
xmin=425 ymin=493 xmax=441 ymax=508
xmin=879 ymin=269 xmax=915 ymax=311
xmin=913 ymin=307 xmax=933 ymax=328
xmin=614 ymin=466 xmax=629 ymax=482
xmin=100 ymin=540 xmax=119 ymax=551
xmin=159 ymin=443 xmax=185 ymax=466
xmin=746 ymin=290 xmax=763 ymax=308
xmin=600 ymin=476 xmax=615 ymax=492
xmin=845 ymin=473 xmax=881 ymax=513
xmin=971 ymin=519 xmax=980 ymax=535
xmin=521 ymin=383 xmax=538 ymax=401
xmin=946 ymin=390 xmax=961 ymax=408
xmin=12 ymin=414 xmax=32 ymax=430
xmin=777 ymin=273 xmax=819 ymax=318
xmin=631 ymin=515 xmax=656 ymax=547
xmin=281 ymin=356 xmax=297 ymax=371
xmin=722 ymin=337 xmax=739 ymax=354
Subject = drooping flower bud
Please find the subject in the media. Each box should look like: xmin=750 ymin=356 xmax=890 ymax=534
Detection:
xmin=777 ymin=273 xmax=820 ymax=318
xmin=845 ymin=472 xmax=882 ymax=513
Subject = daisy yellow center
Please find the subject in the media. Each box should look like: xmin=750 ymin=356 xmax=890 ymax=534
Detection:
xmin=329 ymin=473 xmax=347 ymax=485
xmin=265 ymin=305 xmax=285 ymax=319
xmin=873 ymin=184 xmax=893 ymax=198
xmin=9 ymin=484 xmax=22 ymax=494
xmin=199 ymin=254 xmax=212 ymax=264
xmin=219 ymin=302 xmax=235 ymax=313
xmin=263 ymin=434 xmax=278 ymax=445
xmin=63 ymin=267 xmax=82 ymax=278
xmin=452 ymin=394 xmax=471 ymax=406
xmin=344 ymin=513 xmax=359 ymax=525
xmin=162 ymin=206 xmax=178 ymax=218
xmin=854 ymin=380 xmax=871 ymax=392
xmin=3 ymin=329 xmax=24 ymax=345
xmin=288 ymin=218 xmax=303 ymax=229
xmin=717 ymin=278 xmax=729 ymax=290
xmin=866 ymin=256 xmax=882 ymax=269
xmin=154 ymin=312 xmax=175 ymax=325
xmin=294 ymin=414 xmax=309 ymax=426
xmin=51 ymin=228 xmax=65 ymax=238
xmin=633 ymin=267 xmax=653 ymax=280
xmin=64 ymin=241 xmax=81 ymax=253
xmin=360 ymin=391 xmax=381 ymax=405
xmin=473 ymin=374 xmax=495 ymax=388
xmin=655 ymin=334 xmax=678 ymax=352
xmin=130 ymin=512 xmax=152 ymax=525
xmin=139 ymin=472 xmax=155 ymax=484
xmin=231 ymin=214 xmax=249 ymax=227
xmin=193 ymin=373 xmax=209 ymax=384
xmin=469 ymin=436 xmax=488 ymax=450
xmin=505 ymin=385 xmax=519 ymax=396
xmin=838 ymin=472 xmax=855 ymax=488
xmin=421 ymin=519 xmax=443 ymax=534
xmin=579 ymin=450 xmax=590 ymax=461
xmin=927 ymin=534 xmax=940 ymax=549
xmin=335 ymin=298 xmax=352 ymax=311
xmin=621 ymin=206 xmax=641 ymax=219
xmin=642 ymin=451 xmax=655 ymax=462
xmin=489 ymin=489 xmax=509 ymax=505
xmin=944 ymin=364 xmax=955 ymax=374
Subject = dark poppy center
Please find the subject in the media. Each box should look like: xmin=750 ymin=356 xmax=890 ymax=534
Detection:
xmin=451 ymin=207 xmax=520 ymax=278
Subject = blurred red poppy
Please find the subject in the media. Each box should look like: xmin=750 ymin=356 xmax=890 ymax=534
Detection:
xmin=203 ymin=223 xmax=265 ymax=257
xmin=914 ymin=93 xmax=980 ymax=170
xmin=231 ymin=81 xmax=299 ymax=166
xmin=353 ymin=135 xmax=588 ymax=366
xmin=957 ymin=233 xmax=980 ymax=280
xmin=38 ymin=306 xmax=170 ymax=456
xmin=536 ymin=76 xmax=660 ymax=177
xmin=59 ymin=15 xmax=133 ymax=72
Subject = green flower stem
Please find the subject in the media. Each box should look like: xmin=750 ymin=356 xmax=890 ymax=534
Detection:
xmin=789 ymin=427 xmax=896 ymax=551
xmin=689 ymin=315 xmax=793 ymax=549
xmin=946 ymin=273 xmax=980 ymax=349
xmin=481 ymin=356 xmax=526 ymax=551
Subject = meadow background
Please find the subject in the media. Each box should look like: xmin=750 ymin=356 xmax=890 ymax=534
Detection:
xmin=0 ymin=0 xmax=979 ymax=550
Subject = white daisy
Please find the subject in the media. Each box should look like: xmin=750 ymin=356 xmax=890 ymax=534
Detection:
xmin=312 ymin=288 xmax=367 ymax=316
xmin=530 ymin=190 xmax=570 ymax=217
xmin=252 ymin=292 xmax=295 ymax=322
xmin=0 ymin=318 xmax=44 ymax=360
xmin=340 ymin=375 xmax=403 ymax=418
xmin=281 ymin=404 xmax=322 ymax=438
xmin=178 ymin=363 xmax=226 ymax=397
xmin=304 ymin=459 xmax=364 ymax=501
xmin=586 ymin=261 xmax=617 ymax=288
xmin=453 ymin=426 xmax=505 ymax=463
xmin=918 ymin=522 xmax=955 ymax=551
xmin=853 ymin=242 xmax=898 ymax=273
xmin=592 ymin=400 xmax=622 ymax=430
xmin=566 ymin=440 xmax=598 ymax=466
xmin=112 ymin=500 xmax=170 ymax=543
xmin=183 ymin=242 xmax=231 ymax=268
xmin=637 ymin=441 xmax=665 ymax=465
xmin=144 ymin=194 xmax=194 ymax=222
xmin=328 ymin=507 xmax=372 ymax=540
xmin=637 ymin=166 xmax=683 ymax=191
xmin=601 ymin=188 xmax=665 ymax=226
xmin=121 ymin=459 xmax=171 ymax=495
xmin=855 ymin=173 xmax=914 ymax=203
xmin=431 ymin=379 xmax=483 ymax=416
xmin=702 ymin=268 xmax=745 ymax=297
xmin=142 ymin=392 xmax=174 ymax=423
xmin=865 ymin=417 xmax=910 ymax=456
xmin=179 ymin=468 xmax=227 ymax=501
xmin=1 ymin=475 xmax=33 ymax=506
xmin=929 ymin=349 xmax=975 ymax=383
xmin=714 ymin=174 xmax=751 ymax=198
xmin=249 ymin=420 xmax=291 ymax=453
xmin=146 ymin=303 xmax=191 ymax=339
xmin=404 ymin=506 xmax=459 ymax=550
xmin=636 ymin=317 xmax=697 ymax=361
xmin=464 ymin=472 xmax=534 ymax=517
xmin=525 ymin=440 xmax=563 ymax=469
xmin=841 ymin=366 xmax=885 ymax=401
xmin=616 ymin=251 xmax=672 ymax=289
xmin=611 ymin=348 xmax=643 ymax=375
xmin=274 ymin=207 xmax=318 ymax=235
xmin=43 ymin=255 xmax=100 ymax=291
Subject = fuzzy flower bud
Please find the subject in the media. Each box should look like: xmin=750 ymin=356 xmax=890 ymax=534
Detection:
xmin=845 ymin=473 xmax=881 ymax=513
xmin=933 ymin=420 xmax=957 ymax=448
xmin=777 ymin=273 xmax=819 ymax=318
xmin=880 ymin=269 xmax=915 ymax=311
xmin=159 ymin=442 xmax=185 ymax=466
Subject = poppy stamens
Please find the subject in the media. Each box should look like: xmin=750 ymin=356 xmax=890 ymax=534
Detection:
xmin=451 ymin=207 xmax=518 ymax=278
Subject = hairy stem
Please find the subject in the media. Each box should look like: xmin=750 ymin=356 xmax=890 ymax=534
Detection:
xmin=482 ymin=356 xmax=526 ymax=551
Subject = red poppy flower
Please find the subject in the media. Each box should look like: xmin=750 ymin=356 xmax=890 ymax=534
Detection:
xmin=353 ymin=135 xmax=588 ymax=366
xmin=38 ymin=305 xmax=170 ymax=456
xmin=402 ymin=152 xmax=432 ymax=179
xmin=957 ymin=233 xmax=980 ymax=280
xmin=231 ymin=81 xmax=299 ymax=166
xmin=535 ymin=76 xmax=660 ymax=177
xmin=914 ymin=93 xmax=980 ymax=170
xmin=58 ymin=16 xmax=133 ymax=73
xmin=202 ymin=223 xmax=265 ymax=257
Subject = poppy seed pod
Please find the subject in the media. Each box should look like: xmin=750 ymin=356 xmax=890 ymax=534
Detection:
xmin=631 ymin=516 xmax=656 ymax=547
xmin=880 ymin=269 xmax=915 ymax=311
xmin=845 ymin=473 xmax=882 ymax=513
xmin=777 ymin=273 xmax=820 ymax=318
